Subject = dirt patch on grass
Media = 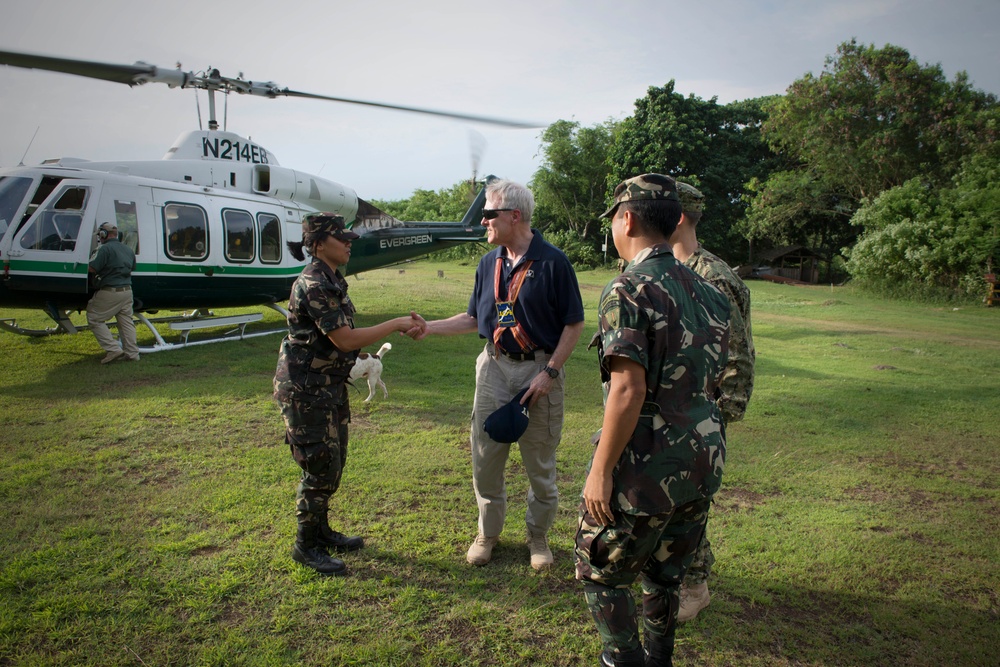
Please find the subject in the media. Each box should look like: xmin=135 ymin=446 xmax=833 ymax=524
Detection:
xmin=844 ymin=483 xmax=892 ymax=503
xmin=715 ymin=486 xmax=774 ymax=513
xmin=191 ymin=545 xmax=223 ymax=557
xmin=762 ymin=313 xmax=1000 ymax=349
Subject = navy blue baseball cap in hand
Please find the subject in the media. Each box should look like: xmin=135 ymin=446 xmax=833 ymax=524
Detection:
xmin=484 ymin=388 xmax=530 ymax=444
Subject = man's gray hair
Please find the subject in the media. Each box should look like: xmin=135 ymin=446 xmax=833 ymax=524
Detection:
xmin=487 ymin=179 xmax=534 ymax=224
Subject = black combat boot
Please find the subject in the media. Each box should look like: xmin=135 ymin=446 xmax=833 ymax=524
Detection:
xmin=644 ymin=635 xmax=674 ymax=667
xmin=316 ymin=516 xmax=364 ymax=552
xmin=291 ymin=525 xmax=347 ymax=575
xmin=599 ymin=647 xmax=646 ymax=667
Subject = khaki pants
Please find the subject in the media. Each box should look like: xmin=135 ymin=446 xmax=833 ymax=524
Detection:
xmin=86 ymin=288 xmax=139 ymax=358
xmin=470 ymin=344 xmax=564 ymax=538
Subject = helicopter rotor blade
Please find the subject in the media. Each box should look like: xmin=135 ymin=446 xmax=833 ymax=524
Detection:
xmin=0 ymin=49 xmax=543 ymax=128
xmin=0 ymin=49 xmax=156 ymax=85
xmin=275 ymin=88 xmax=542 ymax=129
xmin=0 ymin=49 xmax=193 ymax=88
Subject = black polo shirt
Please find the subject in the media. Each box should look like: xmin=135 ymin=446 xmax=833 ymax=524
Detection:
xmin=467 ymin=230 xmax=585 ymax=353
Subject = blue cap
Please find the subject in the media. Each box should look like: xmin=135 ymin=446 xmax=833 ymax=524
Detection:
xmin=483 ymin=388 xmax=530 ymax=444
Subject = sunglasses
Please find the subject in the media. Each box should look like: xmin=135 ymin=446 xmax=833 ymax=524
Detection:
xmin=482 ymin=208 xmax=516 ymax=220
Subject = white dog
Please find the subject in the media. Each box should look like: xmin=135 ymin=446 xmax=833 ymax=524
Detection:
xmin=349 ymin=342 xmax=392 ymax=402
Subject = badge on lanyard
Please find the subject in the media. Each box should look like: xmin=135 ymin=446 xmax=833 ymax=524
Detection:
xmin=496 ymin=301 xmax=517 ymax=328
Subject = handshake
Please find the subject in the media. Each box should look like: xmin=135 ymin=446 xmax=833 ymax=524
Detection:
xmin=399 ymin=311 xmax=428 ymax=340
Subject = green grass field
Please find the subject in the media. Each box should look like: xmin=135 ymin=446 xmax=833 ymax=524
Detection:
xmin=1 ymin=260 xmax=998 ymax=666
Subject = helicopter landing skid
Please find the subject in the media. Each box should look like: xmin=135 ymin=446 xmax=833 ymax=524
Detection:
xmin=135 ymin=304 xmax=287 ymax=353
xmin=0 ymin=318 xmax=74 ymax=337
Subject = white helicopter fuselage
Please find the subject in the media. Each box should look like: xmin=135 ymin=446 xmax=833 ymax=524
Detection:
xmin=0 ymin=130 xmax=480 ymax=315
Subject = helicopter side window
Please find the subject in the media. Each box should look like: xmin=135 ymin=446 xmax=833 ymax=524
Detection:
xmin=0 ymin=176 xmax=33 ymax=239
xmin=258 ymin=213 xmax=281 ymax=264
xmin=223 ymin=209 xmax=254 ymax=262
xmin=113 ymin=200 xmax=140 ymax=255
xmin=164 ymin=204 xmax=208 ymax=261
xmin=19 ymin=186 xmax=88 ymax=252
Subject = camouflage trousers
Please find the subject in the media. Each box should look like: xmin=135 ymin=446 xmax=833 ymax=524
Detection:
xmin=277 ymin=389 xmax=350 ymax=527
xmin=574 ymin=497 xmax=711 ymax=655
xmin=682 ymin=516 xmax=716 ymax=585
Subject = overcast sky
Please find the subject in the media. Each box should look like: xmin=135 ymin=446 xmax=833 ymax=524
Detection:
xmin=1 ymin=0 xmax=998 ymax=200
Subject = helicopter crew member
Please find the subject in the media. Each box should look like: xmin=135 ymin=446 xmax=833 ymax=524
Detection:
xmin=87 ymin=222 xmax=140 ymax=364
xmin=409 ymin=179 xmax=585 ymax=570
xmin=274 ymin=212 xmax=423 ymax=576
xmin=575 ymin=174 xmax=729 ymax=667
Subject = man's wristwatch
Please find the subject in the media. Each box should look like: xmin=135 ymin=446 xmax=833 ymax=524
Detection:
xmin=543 ymin=365 xmax=559 ymax=379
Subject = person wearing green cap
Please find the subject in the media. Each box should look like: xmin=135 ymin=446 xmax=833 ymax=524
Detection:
xmin=575 ymin=174 xmax=730 ymax=667
xmin=670 ymin=181 xmax=756 ymax=622
xmin=273 ymin=212 xmax=424 ymax=576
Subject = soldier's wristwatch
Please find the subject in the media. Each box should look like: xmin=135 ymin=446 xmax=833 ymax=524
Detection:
xmin=543 ymin=365 xmax=559 ymax=379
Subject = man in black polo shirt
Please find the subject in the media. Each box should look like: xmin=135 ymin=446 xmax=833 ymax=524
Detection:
xmin=414 ymin=179 xmax=585 ymax=569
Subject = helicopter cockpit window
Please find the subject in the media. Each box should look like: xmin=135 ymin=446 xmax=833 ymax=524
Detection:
xmin=0 ymin=176 xmax=33 ymax=240
xmin=18 ymin=186 xmax=88 ymax=252
xmin=223 ymin=209 xmax=254 ymax=263
xmin=18 ymin=176 xmax=62 ymax=230
xmin=258 ymin=213 xmax=281 ymax=264
xmin=164 ymin=204 xmax=208 ymax=261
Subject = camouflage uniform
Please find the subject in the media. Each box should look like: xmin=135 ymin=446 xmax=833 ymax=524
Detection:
xmin=676 ymin=182 xmax=756 ymax=587
xmin=575 ymin=173 xmax=730 ymax=664
xmin=274 ymin=248 xmax=359 ymax=528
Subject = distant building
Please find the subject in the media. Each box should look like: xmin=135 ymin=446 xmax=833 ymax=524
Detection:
xmin=753 ymin=245 xmax=823 ymax=284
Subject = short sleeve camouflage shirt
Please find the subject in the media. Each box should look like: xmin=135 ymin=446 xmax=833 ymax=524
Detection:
xmin=273 ymin=259 xmax=358 ymax=403
xmin=684 ymin=246 xmax=755 ymax=422
xmin=597 ymin=244 xmax=730 ymax=515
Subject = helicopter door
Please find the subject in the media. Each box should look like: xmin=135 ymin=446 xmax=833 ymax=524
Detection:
xmin=6 ymin=179 xmax=103 ymax=296
xmin=93 ymin=185 xmax=148 ymax=258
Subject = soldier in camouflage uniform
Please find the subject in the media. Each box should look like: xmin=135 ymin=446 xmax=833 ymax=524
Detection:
xmin=670 ymin=182 xmax=756 ymax=622
xmin=274 ymin=212 xmax=423 ymax=576
xmin=575 ymin=174 xmax=730 ymax=667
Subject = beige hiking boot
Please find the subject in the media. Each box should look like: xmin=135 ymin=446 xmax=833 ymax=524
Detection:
xmin=101 ymin=350 xmax=124 ymax=365
xmin=527 ymin=532 xmax=553 ymax=570
xmin=466 ymin=534 xmax=498 ymax=566
xmin=677 ymin=582 xmax=710 ymax=622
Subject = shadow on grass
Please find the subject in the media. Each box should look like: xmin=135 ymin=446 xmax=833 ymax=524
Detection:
xmin=269 ymin=535 xmax=996 ymax=666
xmin=674 ymin=572 xmax=997 ymax=667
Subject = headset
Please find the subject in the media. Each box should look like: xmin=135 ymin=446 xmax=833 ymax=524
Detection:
xmin=97 ymin=223 xmax=115 ymax=241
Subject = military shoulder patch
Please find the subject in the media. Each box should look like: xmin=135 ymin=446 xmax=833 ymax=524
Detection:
xmin=600 ymin=290 xmax=620 ymax=330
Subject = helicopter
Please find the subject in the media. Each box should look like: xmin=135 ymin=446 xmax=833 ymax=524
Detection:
xmin=0 ymin=49 xmax=538 ymax=349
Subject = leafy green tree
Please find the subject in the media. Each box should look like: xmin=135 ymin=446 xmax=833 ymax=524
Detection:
xmin=531 ymin=119 xmax=616 ymax=243
xmin=765 ymin=39 xmax=997 ymax=202
xmin=846 ymin=146 xmax=1000 ymax=300
xmin=372 ymin=180 xmax=477 ymax=223
xmin=739 ymin=169 xmax=857 ymax=279
xmin=745 ymin=40 xmax=998 ymax=273
xmin=607 ymin=82 xmax=778 ymax=262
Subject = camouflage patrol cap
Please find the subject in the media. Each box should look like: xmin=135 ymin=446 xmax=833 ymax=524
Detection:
xmin=302 ymin=212 xmax=360 ymax=241
xmin=600 ymin=173 xmax=680 ymax=218
xmin=676 ymin=181 xmax=705 ymax=214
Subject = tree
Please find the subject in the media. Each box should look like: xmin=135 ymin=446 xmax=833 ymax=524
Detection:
xmin=846 ymin=145 xmax=1000 ymax=300
xmin=739 ymin=169 xmax=857 ymax=280
xmin=531 ymin=119 xmax=616 ymax=239
xmin=372 ymin=181 xmax=476 ymax=223
xmin=744 ymin=40 xmax=998 ymax=278
xmin=607 ymin=82 xmax=778 ymax=262
xmin=765 ymin=39 xmax=997 ymax=203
